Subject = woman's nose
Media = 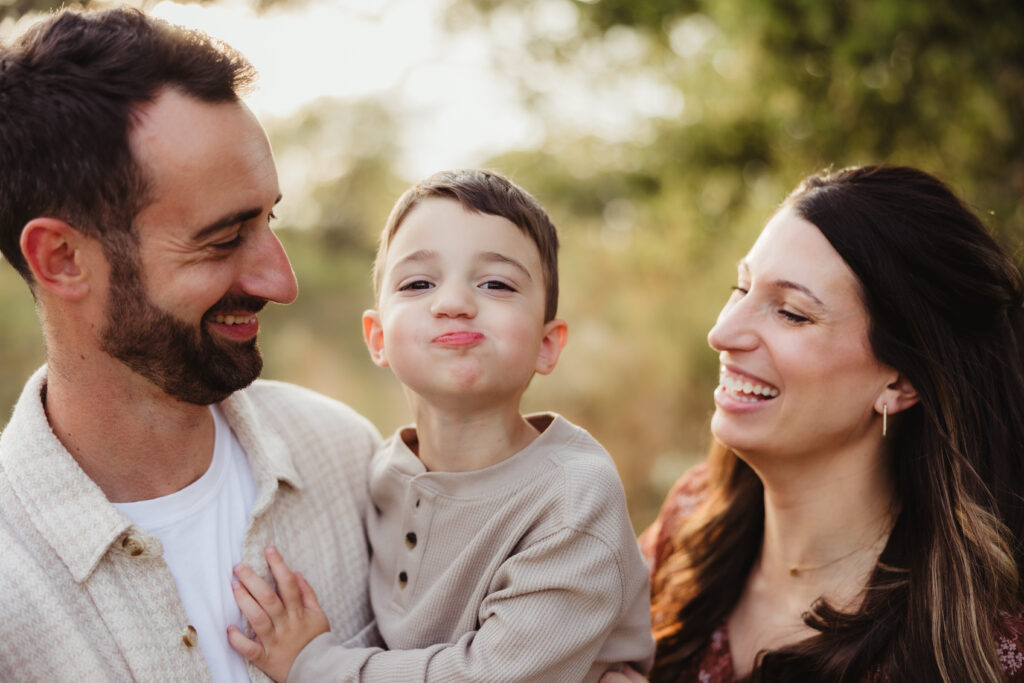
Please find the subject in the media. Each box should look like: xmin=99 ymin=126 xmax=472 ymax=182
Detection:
xmin=707 ymin=298 xmax=759 ymax=353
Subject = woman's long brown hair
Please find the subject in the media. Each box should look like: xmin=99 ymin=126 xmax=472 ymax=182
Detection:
xmin=650 ymin=166 xmax=1024 ymax=682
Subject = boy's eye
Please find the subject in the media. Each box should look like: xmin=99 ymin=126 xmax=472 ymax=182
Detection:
xmin=399 ymin=280 xmax=433 ymax=291
xmin=480 ymin=280 xmax=515 ymax=291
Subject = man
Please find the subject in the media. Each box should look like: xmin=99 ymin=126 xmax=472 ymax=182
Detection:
xmin=0 ymin=8 xmax=378 ymax=681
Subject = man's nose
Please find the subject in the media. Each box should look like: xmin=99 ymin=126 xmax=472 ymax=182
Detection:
xmin=238 ymin=226 xmax=298 ymax=305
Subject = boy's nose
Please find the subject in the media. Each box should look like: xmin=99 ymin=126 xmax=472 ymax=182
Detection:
xmin=430 ymin=282 xmax=477 ymax=318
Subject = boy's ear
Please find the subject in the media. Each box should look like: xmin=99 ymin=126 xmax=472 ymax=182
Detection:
xmin=534 ymin=318 xmax=568 ymax=376
xmin=362 ymin=309 xmax=388 ymax=367
xmin=20 ymin=217 xmax=94 ymax=300
xmin=875 ymin=371 xmax=918 ymax=416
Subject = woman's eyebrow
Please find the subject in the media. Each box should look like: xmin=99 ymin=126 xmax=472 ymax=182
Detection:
xmin=738 ymin=259 xmax=826 ymax=307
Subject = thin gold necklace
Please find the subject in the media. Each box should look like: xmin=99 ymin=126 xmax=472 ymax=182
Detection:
xmin=786 ymin=523 xmax=891 ymax=578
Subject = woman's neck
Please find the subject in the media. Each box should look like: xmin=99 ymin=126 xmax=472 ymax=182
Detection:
xmin=726 ymin=445 xmax=897 ymax=677
xmin=752 ymin=445 xmax=896 ymax=597
xmin=407 ymin=398 xmax=540 ymax=473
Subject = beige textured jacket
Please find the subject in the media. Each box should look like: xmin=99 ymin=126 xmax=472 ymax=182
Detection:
xmin=292 ymin=413 xmax=655 ymax=682
xmin=0 ymin=366 xmax=380 ymax=682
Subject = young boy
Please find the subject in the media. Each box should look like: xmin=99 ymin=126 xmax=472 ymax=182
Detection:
xmin=228 ymin=169 xmax=654 ymax=681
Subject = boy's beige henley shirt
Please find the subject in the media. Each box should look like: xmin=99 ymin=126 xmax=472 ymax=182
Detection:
xmin=292 ymin=413 xmax=654 ymax=682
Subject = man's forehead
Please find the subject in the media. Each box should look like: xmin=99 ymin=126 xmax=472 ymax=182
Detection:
xmin=128 ymin=88 xmax=279 ymax=236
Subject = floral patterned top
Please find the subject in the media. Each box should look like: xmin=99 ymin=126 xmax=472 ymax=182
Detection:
xmin=640 ymin=464 xmax=1024 ymax=682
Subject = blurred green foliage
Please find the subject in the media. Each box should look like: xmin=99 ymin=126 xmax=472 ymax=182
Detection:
xmin=2 ymin=0 xmax=1022 ymax=531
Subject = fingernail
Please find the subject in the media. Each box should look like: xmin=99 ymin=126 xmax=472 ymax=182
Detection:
xmin=231 ymin=579 xmax=241 ymax=590
xmin=266 ymin=546 xmax=278 ymax=556
xmin=233 ymin=563 xmax=244 ymax=574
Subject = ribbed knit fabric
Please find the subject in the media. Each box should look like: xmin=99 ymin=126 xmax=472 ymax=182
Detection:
xmin=0 ymin=366 xmax=380 ymax=682
xmin=291 ymin=413 xmax=654 ymax=682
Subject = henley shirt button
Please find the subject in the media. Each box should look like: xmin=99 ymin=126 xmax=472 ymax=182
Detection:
xmin=121 ymin=535 xmax=145 ymax=557
xmin=182 ymin=625 xmax=198 ymax=648
xmin=405 ymin=532 xmax=417 ymax=549
xmin=414 ymin=499 xmax=420 ymax=509
xmin=398 ymin=571 xmax=408 ymax=588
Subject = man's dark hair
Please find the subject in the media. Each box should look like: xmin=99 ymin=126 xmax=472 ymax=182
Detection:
xmin=0 ymin=7 xmax=257 ymax=284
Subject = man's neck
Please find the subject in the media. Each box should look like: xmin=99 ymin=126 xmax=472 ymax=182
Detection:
xmin=44 ymin=357 xmax=216 ymax=503
xmin=407 ymin=397 xmax=540 ymax=473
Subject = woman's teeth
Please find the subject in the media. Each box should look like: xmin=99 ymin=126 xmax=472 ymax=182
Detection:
xmin=720 ymin=374 xmax=779 ymax=401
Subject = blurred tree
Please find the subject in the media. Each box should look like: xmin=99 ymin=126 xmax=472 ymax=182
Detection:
xmin=444 ymin=0 xmax=1024 ymax=526
xmin=2 ymin=0 xmax=1021 ymax=530
xmin=456 ymin=0 xmax=1024 ymax=242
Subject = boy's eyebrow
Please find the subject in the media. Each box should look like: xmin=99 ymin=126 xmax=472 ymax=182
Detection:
xmin=737 ymin=258 xmax=825 ymax=307
xmin=393 ymin=249 xmax=437 ymax=268
xmin=392 ymin=250 xmax=533 ymax=280
xmin=480 ymin=251 xmax=532 ymax=280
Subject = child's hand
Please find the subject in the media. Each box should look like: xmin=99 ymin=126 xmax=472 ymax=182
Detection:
xmin=600 ymin=666 xmax=648 ymax=683
xmin=227 ymin=546 xmax=330 ymax=682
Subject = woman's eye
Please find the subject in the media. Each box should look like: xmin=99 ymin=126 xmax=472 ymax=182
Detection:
xmin=400 ymin=280 xmax=433 ymax=291
xmin=778 ymin=309 xmax=811 ymax=323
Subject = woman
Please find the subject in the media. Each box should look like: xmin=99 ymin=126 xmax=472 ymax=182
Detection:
xmin=643 ymin=166 xmax=1024 ymax=681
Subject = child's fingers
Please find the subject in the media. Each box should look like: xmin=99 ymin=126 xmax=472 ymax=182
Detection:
xmin=231 ymin=579 xmax=276 ymax=639
xmin=264 ymin=547 xmax=301 ymax=611
xmin=234 ymin=562 xmax=285 ymax=619
xmin=226 ymin=624 xmax=265 ymax=662
xmin=295 ymin=572 xmax=324 ymax=612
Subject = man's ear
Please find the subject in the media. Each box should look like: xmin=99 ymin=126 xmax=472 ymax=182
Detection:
xmin=20 ymin=218 xmax=94 ymax=300
xmin=534 ymin=318 xmax=568 ymax=376
xmin=362 ymin=309 xmax=388 ymax=367
xmin=875 ymin=371 xmax=919 ymax=416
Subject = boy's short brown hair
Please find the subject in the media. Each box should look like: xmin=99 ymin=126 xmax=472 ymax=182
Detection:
xmin=374 ymin=169 xmax=560 ymax=321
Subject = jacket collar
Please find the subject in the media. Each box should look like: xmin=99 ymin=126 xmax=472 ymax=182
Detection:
xmin=1 ymin=366 xmax=302 ymax=583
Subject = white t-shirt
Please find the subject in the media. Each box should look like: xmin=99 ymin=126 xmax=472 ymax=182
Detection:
xmin=114 ymin=404 xmax=257 ymax=682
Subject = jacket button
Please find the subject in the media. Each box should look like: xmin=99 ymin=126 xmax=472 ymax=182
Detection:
xmin=398 ymin=571 xmax=408 ymax=588
xmin=405 ymin=532 xmax=417 ymax=549
xmin=182 ymin=625 xmax=198 ymax=648
xmin=122 ymin=535 xmax=145 ymax=557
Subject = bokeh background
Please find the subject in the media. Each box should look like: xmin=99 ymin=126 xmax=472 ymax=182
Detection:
xmin=2 ymin=0 xmax=1022 ymax=531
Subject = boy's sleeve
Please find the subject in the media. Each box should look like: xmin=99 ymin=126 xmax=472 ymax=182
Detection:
xmin=288 ymin=524 xmax=654 ymax=682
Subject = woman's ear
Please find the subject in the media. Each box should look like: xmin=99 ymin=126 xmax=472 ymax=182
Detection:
xmin=876 ymin=372 xmax=919 ymax=416
xmin=362 ymin=309 xmax=388 ymax=367
xmin=20 ymin=218 xmax=93 ymax=300
xmin=534 ymin=318 xmax=568 ymax=376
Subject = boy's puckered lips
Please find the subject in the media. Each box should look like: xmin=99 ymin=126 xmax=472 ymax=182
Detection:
xmin=433 ymin=331 xmax=485 ymax=347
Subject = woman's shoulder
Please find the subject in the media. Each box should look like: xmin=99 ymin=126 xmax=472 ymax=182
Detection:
xmin=997 ymin=607 xmax=1024 ymax=678
xmin=639 ymin=462 xmax=712 ymax=576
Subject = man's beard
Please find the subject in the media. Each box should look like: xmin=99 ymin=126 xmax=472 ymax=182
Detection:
xmin=100 ymin=255 xmax=267 ymax=405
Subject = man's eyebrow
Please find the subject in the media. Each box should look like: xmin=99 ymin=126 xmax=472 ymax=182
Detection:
xmin=480 ymin=251 xmax=532 ymax=280
xmin=191 ymin=194 xmax=282 ymax=242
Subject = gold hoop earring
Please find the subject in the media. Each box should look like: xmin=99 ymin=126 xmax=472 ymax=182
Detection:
xmin=882 ymin=403 xmax=888 ymax=438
